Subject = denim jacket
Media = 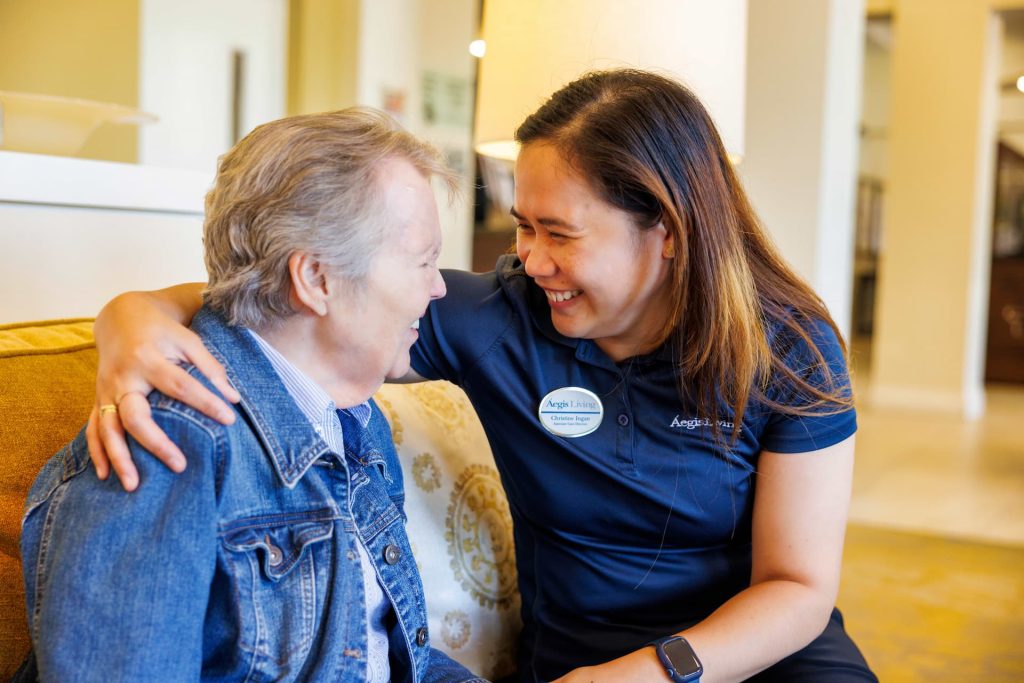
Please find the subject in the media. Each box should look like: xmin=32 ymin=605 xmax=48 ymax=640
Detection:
xmin=19 ymin=307 xmax=486 ymax=683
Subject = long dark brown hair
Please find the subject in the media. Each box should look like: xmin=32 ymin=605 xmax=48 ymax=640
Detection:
xmin=515 ymin=69 xmax=853 ymax=440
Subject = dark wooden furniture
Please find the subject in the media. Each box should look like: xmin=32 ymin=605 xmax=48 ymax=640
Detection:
xmin=986 ymin=257 xmax=1024 ymax=383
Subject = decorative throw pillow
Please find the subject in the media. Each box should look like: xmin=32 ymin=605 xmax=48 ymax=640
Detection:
xmin=375 ymin=381 xmax=521 ymax=680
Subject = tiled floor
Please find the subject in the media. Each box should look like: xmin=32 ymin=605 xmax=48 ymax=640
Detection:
xmin=841 ymin=353 xmax=1024 ymax=680
xmin=849 ymin=374 xmax=1024 ymax=547
xmin=838 ymin=524 xmax=1024 ymax=680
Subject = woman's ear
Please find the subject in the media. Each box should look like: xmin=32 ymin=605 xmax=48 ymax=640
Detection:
xmin=288 ymin=251 xmax=329 ymax=316
xmin=659 ymin=223 xmax=676 ymax=259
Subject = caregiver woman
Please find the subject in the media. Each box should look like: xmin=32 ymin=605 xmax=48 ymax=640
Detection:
xmin=86 ymin=70 xmax=876 ymax=683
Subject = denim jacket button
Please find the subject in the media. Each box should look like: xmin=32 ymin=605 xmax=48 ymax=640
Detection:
xmin=415 ymin=627 xmax=428 ymax=646
xmin=383 ymin=544 xmax=402 ymax=565
xmin=265 ymin=536 xmax=283 ymax=566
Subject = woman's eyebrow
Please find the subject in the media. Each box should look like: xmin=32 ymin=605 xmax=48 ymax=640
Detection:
xmin=510 ymin=207 xmax=582 ymax=231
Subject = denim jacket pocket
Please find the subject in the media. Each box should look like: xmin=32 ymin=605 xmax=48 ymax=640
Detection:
xmin=221 ymin=517 xmax=334 ymax=671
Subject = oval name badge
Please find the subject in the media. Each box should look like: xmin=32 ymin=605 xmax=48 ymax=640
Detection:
xmin=537 ymin=387 xmax=604 ymax=438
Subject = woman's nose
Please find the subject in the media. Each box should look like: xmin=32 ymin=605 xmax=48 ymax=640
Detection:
xmin=429 ymin=268 xmax=447 ymax=300
xmin=522 ymin=238 xmax=555 ymax=278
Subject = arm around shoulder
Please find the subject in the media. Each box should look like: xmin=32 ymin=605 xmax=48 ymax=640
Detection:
xmin=88 ymin=283 xmax=239 ymax=490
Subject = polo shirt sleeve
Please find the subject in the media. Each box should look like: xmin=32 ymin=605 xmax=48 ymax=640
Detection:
xmin=410 ymin=268 xmax=515 ymax=386
xmin=758 ymin=317 xmax=857 ymax=454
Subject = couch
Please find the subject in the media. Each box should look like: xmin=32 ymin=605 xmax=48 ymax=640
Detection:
xmin=0 ymin=318 xmax=521 ymax=680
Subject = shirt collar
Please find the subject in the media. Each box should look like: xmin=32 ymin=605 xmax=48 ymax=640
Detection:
xmin=187 ymin=307 xmax=382 ymax=489
xmin=248 ymin=330 xmax=337 ymax=422
xmin=247 ymin=329 xmax=373 ymax=430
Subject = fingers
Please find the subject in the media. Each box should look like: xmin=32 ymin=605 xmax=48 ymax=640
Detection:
xmin=151 ymin=362 xmax=237 ymax=426
xmin=96 ymin=402 xmax=139 ymax=492
xmin=89 ymin=288 xmax=231 ymax=490
xmin=179 ymin=335 xmax=240 ymax=406
xmin=86 ymin=405 xmax=110 ymax=481
xmin=118 ymin=392 xmax=187 ymax=473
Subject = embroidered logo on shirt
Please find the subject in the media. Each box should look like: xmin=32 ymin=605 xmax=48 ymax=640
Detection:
xmin=669 ymin=416 xmax=735 ymax=430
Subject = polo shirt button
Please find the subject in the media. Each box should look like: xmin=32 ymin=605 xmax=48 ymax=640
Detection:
xmin=416 ymin=627 xmax=428 ymax=646
xmin=383 ymin=544 xmax=402 ymax=565
xmin=617 ymin=414 xmax=629 ymax=426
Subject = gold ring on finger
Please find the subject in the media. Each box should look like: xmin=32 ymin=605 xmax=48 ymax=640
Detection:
xmin=99 ymin=404 xmax=118 ymax=417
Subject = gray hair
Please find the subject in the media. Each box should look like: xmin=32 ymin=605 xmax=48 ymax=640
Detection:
xmin=202 ymin=107 xmax=456 ymax=328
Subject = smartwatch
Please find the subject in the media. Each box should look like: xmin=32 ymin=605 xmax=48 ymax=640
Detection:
xmin=648 ymin=635 xmax=703 ymax=682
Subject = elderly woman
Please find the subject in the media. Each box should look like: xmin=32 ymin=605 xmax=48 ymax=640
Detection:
xmin=18 ymin=109 xmax=485 ymax=683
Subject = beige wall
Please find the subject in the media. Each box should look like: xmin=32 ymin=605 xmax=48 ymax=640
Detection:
xmin=866 ymin=0 xmax=893 ymax=15
xmin=287 ymin=0 xmax=360 ymax=115
xmin=741 ymin=0 xmax=864 ymax=339
xmin=870 ymin=0 xmax=1024 ymax=416
xmin=0 ymin=0 xmax=140 ymax=162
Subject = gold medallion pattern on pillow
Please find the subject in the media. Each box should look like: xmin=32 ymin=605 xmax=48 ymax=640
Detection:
xmin=446 ymin=464 xmax=518 ymax=610
xmin=375 ymin=394 xmax=404 ymax=446
xmin=409 ymin=382 xmax=471 ymax=445
xmin=412 ymin=452 xmax=442 ymax=492
xmin=441 ymin=610 xmax=471 ymax=650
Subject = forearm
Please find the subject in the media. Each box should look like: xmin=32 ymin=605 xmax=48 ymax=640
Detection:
xmin=558 ymin=580 xmax=834 ymax=683
xmin=95 ymin=282 xmax=205 ymax=338
xmin=148 ymin=282 xmax=206 ymax=323
xmin=677 ymin=578 xmax=836 ymax=682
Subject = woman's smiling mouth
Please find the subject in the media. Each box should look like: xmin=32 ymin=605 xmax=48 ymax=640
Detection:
xmin=544 ymin=289 xmax=582 ymax=303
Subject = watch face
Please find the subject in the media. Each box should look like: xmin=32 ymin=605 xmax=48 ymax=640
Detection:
xmin=663 ymin=638 xmax=702 ymax=676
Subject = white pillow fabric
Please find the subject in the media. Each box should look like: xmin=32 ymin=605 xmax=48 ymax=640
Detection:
xmin=375 ymin=381 xmax=521 ymax=680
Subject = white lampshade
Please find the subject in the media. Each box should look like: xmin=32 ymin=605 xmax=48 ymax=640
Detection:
xmin=474 ymin=0 xmax=747 ymax=162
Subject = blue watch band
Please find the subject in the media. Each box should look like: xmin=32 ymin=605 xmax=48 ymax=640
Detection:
xmin=648 ymin=635 xmax=703 ymax=683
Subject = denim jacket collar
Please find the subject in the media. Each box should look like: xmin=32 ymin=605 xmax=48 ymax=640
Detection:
xmin=192 ymin=307 xmax=332 ymax=488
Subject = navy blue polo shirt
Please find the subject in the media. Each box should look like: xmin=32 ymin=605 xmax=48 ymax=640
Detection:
xmin=410 ymin=256 xmax=856 ymax=681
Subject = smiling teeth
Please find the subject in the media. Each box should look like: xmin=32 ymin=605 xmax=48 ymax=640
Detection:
xmin=546 ymin=289 xmax=581 ymax=303
xmin=411 ymin=319 xmax=420 ymax=330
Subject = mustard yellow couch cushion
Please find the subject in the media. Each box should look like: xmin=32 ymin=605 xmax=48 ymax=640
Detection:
xmin=0 ymin=318 xmax=97 ymax=677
